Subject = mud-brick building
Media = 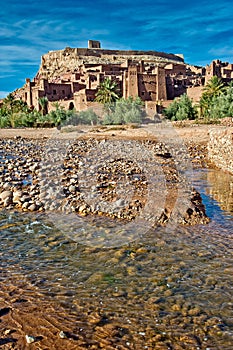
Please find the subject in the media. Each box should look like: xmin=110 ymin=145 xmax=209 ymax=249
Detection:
xmin=16 ymin=41 xmax=233 ymax=114
xmin=205 ymin=59 xmax=233 ymax=84
xmin=15 ymin=41 xmax=189 ymax=114
xmin=123 ymin=62 xmax=167 ymax=102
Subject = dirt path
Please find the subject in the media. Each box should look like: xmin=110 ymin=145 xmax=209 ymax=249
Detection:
xmin=0 ymin=123 xmax=230 ymax=143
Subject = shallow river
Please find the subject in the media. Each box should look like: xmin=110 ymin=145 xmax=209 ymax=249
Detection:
xmin=0 ymin=168 xmax=232 ymax=349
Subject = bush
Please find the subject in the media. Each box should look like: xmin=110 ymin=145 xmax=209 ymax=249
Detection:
xmin=0 ymin=115 xmax=10 ymax=128
xmin=66 ymin=109 xmax=98 ymax=125
xmin=163 ymin=94 xmax=197 ymax=121
xmin=206 ymin=85 xmax=233 ymax=120
xmin=103 ymin=97 xmax=145 ymax=125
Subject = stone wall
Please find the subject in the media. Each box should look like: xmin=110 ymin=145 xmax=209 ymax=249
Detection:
xmin=208 ymin=128 xmax=233 ymax=174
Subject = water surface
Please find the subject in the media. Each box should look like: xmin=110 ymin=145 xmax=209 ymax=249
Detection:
xmin=0 ymin=168 xmax=232 ymax=349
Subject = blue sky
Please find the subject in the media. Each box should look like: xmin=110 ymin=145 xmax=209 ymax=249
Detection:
xmin=1 ymin=0 xmax=233 ymax=98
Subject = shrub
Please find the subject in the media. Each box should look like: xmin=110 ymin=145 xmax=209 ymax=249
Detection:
xmin=199 ymin=81 xmax=233 ymax=121
xmin=163 ymin=94 xmax=197 ymax=121
xmin=103 ymin=97 xmax=145 ymax=125
xmin=66 ymin=109 xmax=98 ymax=125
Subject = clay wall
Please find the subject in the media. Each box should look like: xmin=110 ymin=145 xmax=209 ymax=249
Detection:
xmin=156 ymin=67 xmax=167 ymax=101
xmin=47 ymin=99 xmax=75 ymax=112
xmin=165 ymin=63 xmax=186 ymax=76
xmin=74 ymin=91 xmax=87 ymax=111
xmin=186 ymin=65 xmax=205 ymax=75
xmin=208 ymin=128 xmax=233 ymax=174
xmin=145 ymin=101 xmax=157 ymax=118
xmin=138 ymin=74 xmax=157 ymax=101
xmin=166 ymin=76 xmax=186 ymax=99
xmin=127 ymin=65 xmax=139 ymax=98
xmin=100 ymin=64 xmax=123 ymax=74
xmin=72 ymin=82 xmax=86 ymax=93
xmin=44 ymin=83 xmax=72 ymax=101
xmin=187 ymin=86 xmax=203 ymax=103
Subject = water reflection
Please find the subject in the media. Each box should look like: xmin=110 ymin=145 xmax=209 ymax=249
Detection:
xmin=192 ymin=168 xmax=233 ymax=226
xmin=206 ymin=169 xmax=233 ymax=214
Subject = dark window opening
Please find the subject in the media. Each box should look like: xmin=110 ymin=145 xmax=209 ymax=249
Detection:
xmin=69 ymin=102 xmax=74 ymax=110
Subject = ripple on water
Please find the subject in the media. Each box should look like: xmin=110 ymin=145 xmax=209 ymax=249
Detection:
xmin=0 ymin=168 xmax=233 ymax=348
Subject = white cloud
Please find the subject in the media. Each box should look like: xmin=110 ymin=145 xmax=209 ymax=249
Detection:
xmin=208 ymin=46 xmax=233 ymax=59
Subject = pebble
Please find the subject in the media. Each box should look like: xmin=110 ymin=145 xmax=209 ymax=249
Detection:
xmin=0 ymin=138 xmax=209 ymax=225
xmin=59 ymin=330 xmax=68 ymax=338
xmin=25 ymin=335 xmax=36 ymax=343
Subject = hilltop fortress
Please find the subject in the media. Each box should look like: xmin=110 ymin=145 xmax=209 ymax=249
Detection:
xmin=16 ymin=41 xmax=233 ymax=115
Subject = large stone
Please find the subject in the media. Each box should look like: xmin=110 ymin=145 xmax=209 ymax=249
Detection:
xmin=13 ymin=190 xmax=23 ymax=204
xmin=0 ymin=190 xmax=13 ymax=201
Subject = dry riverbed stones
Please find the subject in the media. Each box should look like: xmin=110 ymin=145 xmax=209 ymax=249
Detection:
xmin=0 ymin=137 xmax=209 ymax=225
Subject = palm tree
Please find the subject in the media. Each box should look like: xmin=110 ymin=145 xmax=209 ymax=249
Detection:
xmin=38 ymin=96 xmax=48 ymax=115
xmin=203 ymin=76 xmax=225 ymax=97
xmin=199 ymin=76 xmax=225 ymax=119
xmin=4 ymin=93 xmax=15 ymax=114
xmin=95 ymin=78 xmax=119 ymax=104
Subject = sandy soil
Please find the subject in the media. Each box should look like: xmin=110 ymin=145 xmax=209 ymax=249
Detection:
xmin=0 ymin=122 xmax=231 ymax=143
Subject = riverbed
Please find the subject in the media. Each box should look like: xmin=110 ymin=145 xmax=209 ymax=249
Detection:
xmin=0 ymin=166 xmax=232 ymax=349
xmin=0 ymin=124 xmax=232 ymax=349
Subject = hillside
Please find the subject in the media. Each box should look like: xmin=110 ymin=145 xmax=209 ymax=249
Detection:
xmin=37 ymin=45 xmax=184 ymax=80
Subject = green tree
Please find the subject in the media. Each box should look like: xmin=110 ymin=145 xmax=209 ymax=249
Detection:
xmin=103 ymin=97 xmax=145 ymax=125
xmin=38 ymin=96 xmax=48 ymax=116
xmin=200 ymin=76 xmax=226 ymax=119
xmin=205 ymin=82 xmax=233 ymax=120
xmin=4 ymin=93 xmax=15 ymax=114
xmin=203 ymin=76 xmax=225 ymax=97
xmin=95 ymin=78 xmax=120 ymax=105
xmin=163 ymin=94 xmax=197 ymax=121
xmin=65 ymin=109 xmax=98 ymax=125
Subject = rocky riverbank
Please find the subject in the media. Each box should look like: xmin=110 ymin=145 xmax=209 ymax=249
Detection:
xmin=0 ymin=128 xmax=210 ymax=225
xmin=0 ymin=124 xmax=232 ymax=350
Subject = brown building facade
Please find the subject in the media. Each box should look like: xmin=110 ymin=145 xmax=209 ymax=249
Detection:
xmin=15 ymin=42 xmax=233 ymax=115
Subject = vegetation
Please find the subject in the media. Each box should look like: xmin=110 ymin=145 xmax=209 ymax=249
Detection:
xmin=163 ymin=94 xmax=197 ymax=121
xmin=38 ymin=96 xmax=48 ymax=116
xmin=0 ymin=94 xmax=75 ymax=128
xmin=163 ymin=77 xmax=233 ymax=123
xmin=199 ymin=77 xmax=232 ymax=121
xmin=2 ymin=75 xmax=233 ymax=128
xmin=65 ymin=109 xmax=99 ymax=125
xmin=95 ymin=78 xmax=120 ymax=104
xmin=103 ymin=96 xmax=146 ymax=125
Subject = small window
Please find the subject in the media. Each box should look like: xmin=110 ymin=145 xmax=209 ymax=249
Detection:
xmin=53 ymin=89 xmax=56 ymax=95
xmin=62 ymin=90 xmax=65 ymax=94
